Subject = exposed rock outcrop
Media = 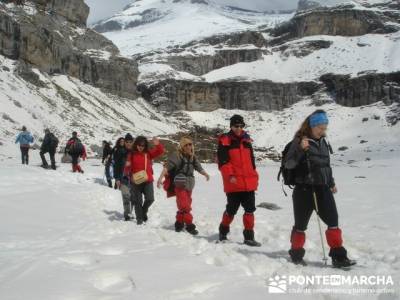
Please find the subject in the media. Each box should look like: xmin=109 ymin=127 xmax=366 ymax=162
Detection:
xmin=139 ymin=79 xmax=321 ymax=111
xmin=320 ymin=72 xmax=400 ymax=107
xmin=269 ymin=6 xmax=399 ymax=45
xmin=163 ymin=48 xmax=266 ymax=76
xmin=272 ymin=39 xmax=332 ymax=58
xmin=47 ymin=0 xmax=90 ymax=27
xmin=184 ymin=30 xmax=267 ymax=48
xmin=0 ymin=1 xmax=139 ymax=98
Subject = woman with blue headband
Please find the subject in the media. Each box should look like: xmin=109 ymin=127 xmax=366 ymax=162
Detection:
xmin=283 ymin=110 xmax=356 ymax=268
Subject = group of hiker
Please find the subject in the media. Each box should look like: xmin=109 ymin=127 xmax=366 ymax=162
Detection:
xmin=99 ymin=111 xmax=354 ymax=267
xmin=15 ymin=127 xmax=86 ymax=172
xmin=14 ymin=110 xmax=355 ymax=268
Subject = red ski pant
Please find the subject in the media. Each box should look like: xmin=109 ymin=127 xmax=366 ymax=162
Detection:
xmin=175 ymin=187 xmax=193 ymax=225
xmin=220 ymin=191 xmax=256 ymax=230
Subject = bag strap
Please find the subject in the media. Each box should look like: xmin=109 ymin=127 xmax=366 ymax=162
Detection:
xmin=175 ymin=155 xmax=185 ymax=174
xmin=277 ymin=168 xmax=282 ymax=181
xmin=144 ymin=153 xmax=147 ymax=172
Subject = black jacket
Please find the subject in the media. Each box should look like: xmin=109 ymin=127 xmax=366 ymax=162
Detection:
xmin=41 ymin=132 xmax=58 ymax=152
xmin=284 ymin=137 xmax=335 ymax=188
xmin=112 ymin=146 xmax=128 ymax=180
xmin=102 ymin=144 xmax=113 ymax=164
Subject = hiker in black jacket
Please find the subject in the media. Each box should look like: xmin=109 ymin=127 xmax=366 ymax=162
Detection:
xmin=40 ymin=129 xmax=58 ymax=170
xmin=284 ymin=110 xmax=355 ymax=268
xmin=65 ymin=131 xmax=86 ymax=173
xmin=114 ymin=134 xmax=135 ymax=221
xmin=102 ymin=140 xmax=113 ymax=188
xmin=112 ymin=137 xmax=127 ymax=189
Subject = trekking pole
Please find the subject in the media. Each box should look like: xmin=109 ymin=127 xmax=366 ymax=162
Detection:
xmin=305 ymin=151 xmax=328 ymax=266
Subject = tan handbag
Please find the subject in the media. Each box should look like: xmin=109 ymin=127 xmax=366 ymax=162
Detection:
xmin=132 ymin=154 xmax=148 ymax=184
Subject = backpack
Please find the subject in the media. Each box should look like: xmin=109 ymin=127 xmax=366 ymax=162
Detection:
xmin=49 ymin=134 xmax=59 ymax=149
xmin=69 ymin=139 xmax=84 ymax=155
xmin=163 ymin=156 xmax=196 ymax=196
xmin=277 ymin=141 xmax=296 ymax=196
xmin=277 ymin=138 xmax=334 ymax=196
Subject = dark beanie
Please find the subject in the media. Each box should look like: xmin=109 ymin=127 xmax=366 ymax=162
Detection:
xmin=125 ymin=133 xmax=134 ymax=141
xmin=230 ymin=114 xmax=245 ymax=127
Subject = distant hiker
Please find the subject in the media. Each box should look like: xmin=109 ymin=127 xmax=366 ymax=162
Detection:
xmin=102 ymin=140 xmax=113 ymax=188
xmin=15 ymin=125 xmax=34 ymax=165
xmin=118 ymin=134 xmax=135 ymax=221
xmin=112 ymin=137 xmax=126 ymax=190
xmin=40 ymin=128 xmax=58 ymax=170
xmin=217 ymin=115 xmax=261 ymax=247
xmin=65 ymin=131 xmax=86 ymax=173
xmin=158 ymin=137 xmax=210 ymax=235
xmin=125 ymin=136 xmax=164 ymax=225
xmin=283 ymin=110 xmax=356 ymax=268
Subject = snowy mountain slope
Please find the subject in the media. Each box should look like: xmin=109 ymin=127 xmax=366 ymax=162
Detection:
xmin=94 ymin=0 xmax=293 ymax=56
xmin=137 ymin=31 xmax=400 ymax=85
xmin=98 ymin=0 xmax=397 ymax=115
xmin=0 ymin=154 xmax=399 ymax=299
xmin=1 ymin=0 xmax=399 ymax=162
xmin=2 ymin=59 xmax=399 ymax=167
xmin=202 ymin=32 xmax=400 ymax=82
xmin=0 ymin=55 xmax=179 ymax=159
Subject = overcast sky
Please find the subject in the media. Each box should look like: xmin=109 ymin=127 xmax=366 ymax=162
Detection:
xmin=84 ymin=0 xmax=344 ymax=24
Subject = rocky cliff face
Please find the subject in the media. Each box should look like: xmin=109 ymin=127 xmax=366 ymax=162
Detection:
xmin=48 ymin=0 xmax=90 ymax=26
xmin=269 ymin=5 xmax=399 ymax=45
xmin=0 ymin=0 xmax=138 ymax=98
xmin=320 ymin=72 xmax=400 ymax=107
xmin=136 ymin=1 xmax=400 ymax=113
xmin=161 ymin=48 xmax=265 ymax=76
xmin=139 ymin=79 xmax=320 ymax=111
xmin=185 ymin=31 xmax=267 ymax=48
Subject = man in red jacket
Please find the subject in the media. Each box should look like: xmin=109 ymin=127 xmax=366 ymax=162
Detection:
xmin=217 ymin=115 xmax=260 ymax=246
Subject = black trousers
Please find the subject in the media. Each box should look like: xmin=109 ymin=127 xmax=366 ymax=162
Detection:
xmin=131 ymin=182 xmax=155 ymax=223
xmin=40 ymin=150 xmax=56 ymax=169
xmin=20 ymin=146 xmax=29 ymax=164
xmin=292 ymin=185 xmax=338 ymax=231
xmin=71 ymin=154 xmax=79 ymax=165
xmin=225 ymin=191 xmax=256 ymax=215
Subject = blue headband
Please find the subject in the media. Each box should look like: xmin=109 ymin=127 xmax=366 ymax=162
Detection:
xmin=309 ymin=112 xmax=329 ymax=128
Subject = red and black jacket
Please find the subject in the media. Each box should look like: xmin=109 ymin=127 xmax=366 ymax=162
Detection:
xmin=125 ymin=144 xmax=164 ymax=183
xmin=217 ymin=131 xmax=259 ymax=193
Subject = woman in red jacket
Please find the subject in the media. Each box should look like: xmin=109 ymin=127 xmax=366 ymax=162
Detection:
xmin=126 ymin=136 xmax=164 ymax=225
xmin=217 ymin=115 xmax=260 ymax=246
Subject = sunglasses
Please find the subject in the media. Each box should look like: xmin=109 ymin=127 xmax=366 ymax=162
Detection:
xmin=233 ymin=124 xmax=245 ymax=129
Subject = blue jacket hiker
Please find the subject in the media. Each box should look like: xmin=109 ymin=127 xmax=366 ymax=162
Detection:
xmin=15 ymin=126 xmax=34 ymax=165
